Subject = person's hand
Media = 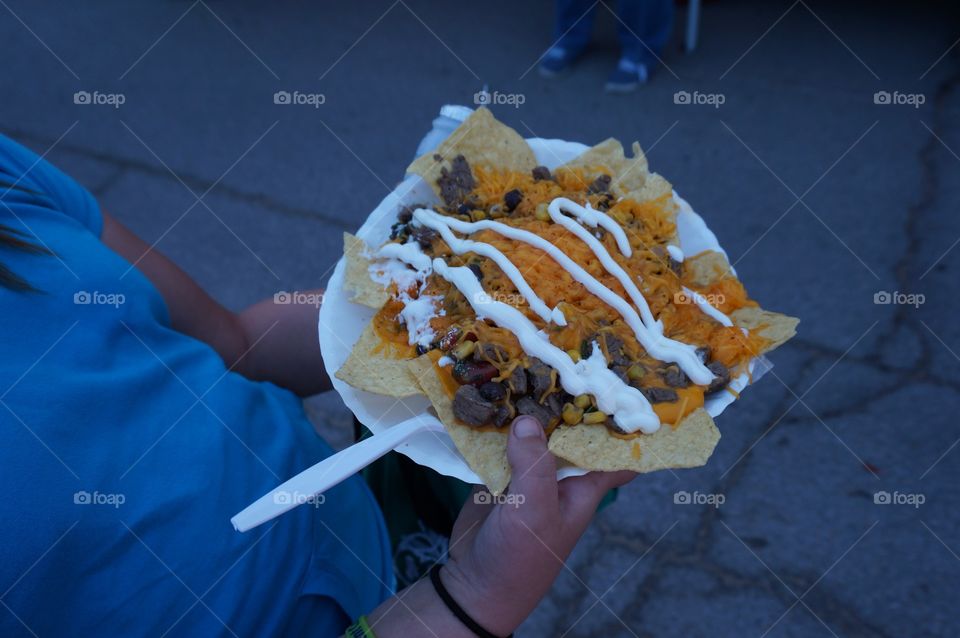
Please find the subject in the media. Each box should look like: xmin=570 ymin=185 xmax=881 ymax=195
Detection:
xmin=440 ymin=415 xmax=635 ymax=636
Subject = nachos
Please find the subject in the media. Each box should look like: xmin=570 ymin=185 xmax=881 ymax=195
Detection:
xmin=337 ymin=108 xmax=798 ymax=493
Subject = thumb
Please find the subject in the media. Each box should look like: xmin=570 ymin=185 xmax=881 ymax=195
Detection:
xmin=506 ymin=416 xmax=558 ymax=505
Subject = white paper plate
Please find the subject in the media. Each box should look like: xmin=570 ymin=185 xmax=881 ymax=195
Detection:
xmin=319 ymin=136 xmax=767 ymax=485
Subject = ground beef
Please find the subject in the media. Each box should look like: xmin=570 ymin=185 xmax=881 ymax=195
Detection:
xmin=587 ymin=174 xmax=612 ymax=194
xmin=479 ymin=381 xmax=507 ymax=402
xmin=503 ymin=189 xmax=523 ymax=212
xmin=544 ymin=392 xmax=564 ymax=419
xmin=526 ymin=358 xmax=554 ymax=400
xmin=389 ymin=222 xmax=408 ymax=240
xmin=476 ymin=342 xmax=508 ymax=365
xmin=585 ymin=331 xmax=628 ymax=366
xmin=642 ymin=387 xmax=679 ymax=403
xmin=396 ymin=206 xmax=416 ymax=223
xmin=437 ymin=155 xmax=476 ymax=206
xmin=668 ymin=257 xmax=682 ymax=277
xmin=508 ymin=365 xmax=527 ymax=395
xmin=660 ymin=363 xmax=690 ymax=388
xmin=602 ymin=333 xmax=629 ymax=366
xmin=410 ymin=226 xmax=438 ymax=249
xmin=453 ymin=384 xmax=496 ymax=426
xmin=532 ymin=166 xmax=552 ymax=181
xmin=516 ymin=396 xmax=554 ymax=427
xmin=705 ymin=361 xmax=731 ymax=395
xmin=492 ymin=404 xmax=512 ymax=427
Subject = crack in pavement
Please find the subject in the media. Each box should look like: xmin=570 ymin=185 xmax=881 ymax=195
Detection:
xmin=547 ymin=42 xmax=960 ymax=638
xmin=1 ymin=126 xmax=355 ymax=231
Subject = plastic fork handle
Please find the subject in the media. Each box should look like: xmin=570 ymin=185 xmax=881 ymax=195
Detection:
xmin=231 ymin=416 xmax=441 ymax=532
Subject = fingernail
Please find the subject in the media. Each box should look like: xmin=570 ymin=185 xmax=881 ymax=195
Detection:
xmin=513 ymin=416 xmax=543 ymax=439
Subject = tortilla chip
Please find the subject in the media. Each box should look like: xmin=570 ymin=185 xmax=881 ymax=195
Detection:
xmin=343 ymin=232 xmax=390 ymax=309
xmin=562 ymin=138 xmax=672 ymax=202
xmin=335 ymin=322 xmax=421 ymax=398
xmin=408 ymin=355 xmax=511 ymax=494
xmin=682 ymin=251 xmax=799 ymax=353
xmin=409 ymin=350 xmax=722 ymax=490
xmin=732 ymin=307 xmax=799 ymax=353
xmin=627 ymin=172 xmax=673 ymax=203
xmin=683 ymin=250 xmax=733 ymax=287
xmin=407 ymin=107 xmax=537 ymax=200
xmin=548 ymin=408 xmax=720 ymax=473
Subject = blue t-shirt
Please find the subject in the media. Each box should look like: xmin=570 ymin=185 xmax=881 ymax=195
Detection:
xmin=0 ymin=134 xmax=393 ymax=637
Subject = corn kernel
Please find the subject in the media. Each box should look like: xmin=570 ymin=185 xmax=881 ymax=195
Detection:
xmin=581 ymin=410 xmax=608 ymax=425
xmin=452 ymin=340 xmax=476 ymax=360
xmin=574 ymin=394 xmax=592 ymax=409
xmin=562 ymin=403 xmax=583 ymax=425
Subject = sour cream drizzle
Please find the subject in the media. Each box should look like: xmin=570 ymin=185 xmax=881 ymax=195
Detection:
xmin=562 ymin=200 xmax=633 ymax=257
xmin=682 ymin=286 xmax=733 ymax=327
xmin=376 ymin=241 xmax=432 ymax=273
xmin=413 ymin=209 xmax=564 ymax=326
xmin=432 ymin=259 xmax=660 ymax=433
xmin=370 ymin=241 xmax=441 ymax=348
xmin=410 ymin=203 xmax=713 ymax=385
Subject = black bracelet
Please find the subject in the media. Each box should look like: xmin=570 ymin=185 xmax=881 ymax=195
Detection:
xmin=429 ymin=564 xmax=512 ymax=638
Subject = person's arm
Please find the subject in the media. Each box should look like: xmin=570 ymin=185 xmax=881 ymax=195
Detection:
xmin=101 ymin=211 xmax=330 ymax=396
xmin=366 ymin=415 xmax=634 ymax=637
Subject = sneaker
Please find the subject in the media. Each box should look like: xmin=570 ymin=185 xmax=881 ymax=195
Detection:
xmin=538 ymin=47 xmax=578 ymax=78
xmin=605 ymin=58 xmax=649 ymax=93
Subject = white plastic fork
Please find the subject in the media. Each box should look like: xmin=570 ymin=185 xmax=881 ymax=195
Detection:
xmin=231 ymin=415 xmax=445 ymax=532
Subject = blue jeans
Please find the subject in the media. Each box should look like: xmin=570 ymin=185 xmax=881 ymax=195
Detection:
xmin=554 ymin=0 xmax=674 ymax=66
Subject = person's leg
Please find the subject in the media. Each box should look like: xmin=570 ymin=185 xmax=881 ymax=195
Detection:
xmin=605 ymin=0 xmax=674 ymax=91
xmin=615 ymin=0 xmax=674 ymax=66
xmin=540 ymin=0 xmax=599 ymax=76
xmin=554 ymin=0 xmax=600 ymax=55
